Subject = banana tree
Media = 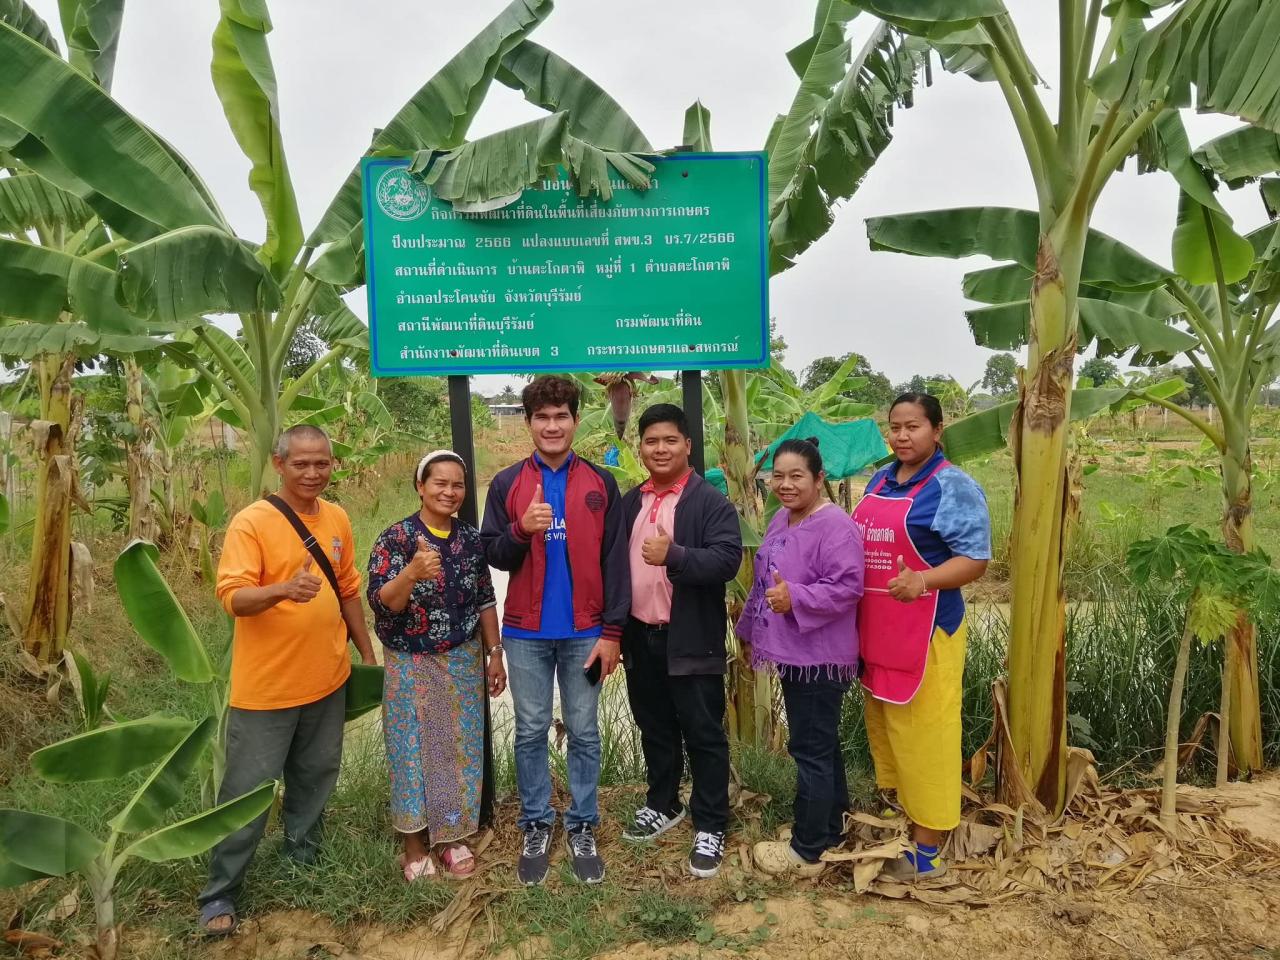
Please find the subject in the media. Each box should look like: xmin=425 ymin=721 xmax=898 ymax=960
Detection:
xmin=942 ymin=119 xmax=1280 ymax=774
xmin=1154 ymin=125 xmax=1280 ymax=771
xmin=0 ymin=715 xmax=276 ymax=960
xmin=0 ymin=2 xmax=156 ymax=664
xmin=854 ymin=0 xmax=1280 ymax=813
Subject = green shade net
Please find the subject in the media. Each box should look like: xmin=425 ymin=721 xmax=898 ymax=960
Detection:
xmin=704 ymin=467 xmax=729 ymax=495
xmin=755 ymin=413 xmax=888 ymax=479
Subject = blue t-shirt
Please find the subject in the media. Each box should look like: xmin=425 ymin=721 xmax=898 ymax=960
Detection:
xmin=863 ymin=447 xmax=992 ymax=634
xmin=503 ymin=452 xmax=602 ymax=641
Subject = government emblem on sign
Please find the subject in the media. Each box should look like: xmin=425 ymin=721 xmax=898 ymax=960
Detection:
xmin=375 ymin=167 xmax=431 ymax=221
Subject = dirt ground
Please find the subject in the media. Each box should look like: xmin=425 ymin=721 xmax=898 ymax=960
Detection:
xmin=188 ymin=777 xmax=1280 ymax=960
xmin=198 ymin=877 xmax=1280 ymax=960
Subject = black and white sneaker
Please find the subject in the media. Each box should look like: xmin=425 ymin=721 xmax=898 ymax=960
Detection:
xmin=688 ymin=830 xmax=726 ymax=879
xmin=565 ymin=824 xmax=605 ymax=884
xmin=517 ymin=822 xmax=553 ymax=886
xmin=622 ymin=804 xmax=686 ymax=842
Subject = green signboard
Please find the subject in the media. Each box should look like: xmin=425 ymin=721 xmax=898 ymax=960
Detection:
xmin=361 ymin=153 xmax=768 ymax=376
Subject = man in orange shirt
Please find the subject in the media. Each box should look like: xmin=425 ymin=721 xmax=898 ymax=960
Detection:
xmin=199 ymin=425 xmax=375 ymax=936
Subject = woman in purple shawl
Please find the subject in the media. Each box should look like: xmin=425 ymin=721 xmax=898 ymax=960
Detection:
xmin=737 ymin=437 xmax=864 ymax=877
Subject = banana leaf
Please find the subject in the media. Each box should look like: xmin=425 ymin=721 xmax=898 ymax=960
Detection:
xmin=0 ymin=810 xmax=102 ymax=877
xmin=0 ymin=855 xmax=51 ymax=888
xmin=116 ymin=226 xmax=283 ymax=325
xmin=0 ymin=172 xmax=95 ymax=235
xmin=122 ymin=779 xmax=276 ymax=863
xmin=112 ymin=716 xmax=217 ymax=834
xmin=769 ymin=17 xmax=926 ymax=274
xmin=31 ymin=714 xmax=195 ymax=783
xmin=1194 ymin=125 xmax=1280 ymax=186
xmin=1 ymin=0 xmax=58 ymax=52
xmin=416 ymin=112 xmax=653 ymax=208
xmin=497 ymin=40 xmax=652 ymax=152
xmin=345 ymin=663 xmax=384 ymax=723
xmin=113 ymin=539 xmax=215 ymax=683
xmin=943 ymin=380 xmax=1188 ymax=462
xmin=0 ymin=322 xmax=163 ymax=363
xmin=308 ymin=0 xmax=554 ymax=247
xmin=866 ymin=206 xmax=1174 ymax=289
xmin=1171 ymin=190 xmax=1255 ymax=286
xmin=210 ymin=0 xmax=302 ymax=281
xmin=0 ymin=22 xmax=223 ymax=238
xmin=0 ymin=236 xmax=145 ymax=333
xmin=57 ymin=0 xmax=125 ymax=90
xmin=965 ymin=296 xmax=1198 ymax=361
xmin=1091 ymin=0 xmax=1280 ymax=135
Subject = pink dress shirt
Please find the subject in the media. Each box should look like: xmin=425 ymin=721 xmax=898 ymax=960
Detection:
xmin=628 ymin=471 xmax=692 ymax=625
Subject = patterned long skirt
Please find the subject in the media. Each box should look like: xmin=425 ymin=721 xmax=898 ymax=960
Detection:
xmin=382 ymin=642 xmax=485 ymax=841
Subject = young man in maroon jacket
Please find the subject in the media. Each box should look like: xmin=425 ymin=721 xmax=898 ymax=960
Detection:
xmin=481 ymin=376 xmax=630 ymax=886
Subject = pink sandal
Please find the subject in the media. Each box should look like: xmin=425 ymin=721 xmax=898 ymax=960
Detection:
xmin=438 ymin=844 xmax=476 ymax=879
xmin=402 ymin=854 xmax=435 ymax=883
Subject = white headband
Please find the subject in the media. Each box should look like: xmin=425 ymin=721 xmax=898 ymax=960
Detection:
xmin=416 ymin=449 xmax=466 ymax=483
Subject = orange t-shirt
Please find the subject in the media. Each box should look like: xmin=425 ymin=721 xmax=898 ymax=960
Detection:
xmin=216 ymin=498 xmax=362 ymax=710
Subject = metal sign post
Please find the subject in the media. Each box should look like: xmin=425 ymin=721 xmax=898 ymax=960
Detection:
xmin=682 ymin=369 xmax=705 ymax=475
xmin=447 ymin=374 xmax=479 ymax=527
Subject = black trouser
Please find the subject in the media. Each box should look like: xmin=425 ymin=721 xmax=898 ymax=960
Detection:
xmin=622 ymin=619 xmax=730 ymax=834
xmin=780 ymin=673 xmax=851 ymax=862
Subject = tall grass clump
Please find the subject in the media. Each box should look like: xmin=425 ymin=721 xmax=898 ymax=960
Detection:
xmin=958 ymin=580 xmax=1280 ymax=779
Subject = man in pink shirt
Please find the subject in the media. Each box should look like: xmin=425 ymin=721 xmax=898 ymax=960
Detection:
xmin=619 ymin=404 xmax=742 ymax=878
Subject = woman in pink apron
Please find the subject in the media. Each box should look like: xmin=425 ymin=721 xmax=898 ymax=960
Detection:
xmin=736 ymin=438 xmax=864 ymax=877
xmin=852 ymin=393 xmax=990 ymax=881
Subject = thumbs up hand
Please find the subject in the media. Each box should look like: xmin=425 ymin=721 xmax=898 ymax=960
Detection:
xmin=764 ymin=568 xmax=791 ymax=615
xmin=520 ymin=483 xmax=554 ymax=537
xmin=408 ymin=534 xmax=442 ymax=581
xmin=887 ymin=555 xmax=928 ymax=602
xmin=641 ymin=521 xmax=671 ymax=566
xmin=281 ymin=556 xmax=323 ymax=603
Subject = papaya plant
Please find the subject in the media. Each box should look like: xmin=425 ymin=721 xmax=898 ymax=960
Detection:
xmin=1126 ymin=525 xmax=1278 ymax=831
xmin=0 ymin=715 xmax=277 ymax=960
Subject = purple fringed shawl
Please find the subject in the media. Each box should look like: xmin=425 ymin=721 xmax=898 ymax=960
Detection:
xmin=735 ymin=503 xmax=864 ymax=680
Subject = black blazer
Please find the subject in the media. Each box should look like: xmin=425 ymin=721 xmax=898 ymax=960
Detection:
xmin=622 ymin=471 xmax=743 ymax=672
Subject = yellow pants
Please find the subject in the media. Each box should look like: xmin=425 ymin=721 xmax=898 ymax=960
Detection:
xmin=863 ymin=621 xmax=967 ymax=831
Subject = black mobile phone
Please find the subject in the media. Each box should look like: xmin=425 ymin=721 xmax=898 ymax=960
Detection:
xmin=584 ymin=658 xmax=602 ymax=686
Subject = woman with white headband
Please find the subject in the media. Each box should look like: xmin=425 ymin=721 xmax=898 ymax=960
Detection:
xmin=366 ymin=450 xmax=506 ymax=881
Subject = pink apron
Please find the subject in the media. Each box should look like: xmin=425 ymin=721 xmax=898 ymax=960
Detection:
xmin=852 ymin=459 xmax=950 ymax=704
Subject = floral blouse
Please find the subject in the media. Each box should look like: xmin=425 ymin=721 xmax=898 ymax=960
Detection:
xmin=366 ymin=515 xmax=496 ymax=655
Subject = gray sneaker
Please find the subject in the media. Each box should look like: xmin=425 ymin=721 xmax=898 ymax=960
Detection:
xmin=517 ymin=822 xmax=553 ymax=886
xmin=565 ymin=824 xmax=605 ymax=884
xmin=622 ymin=804 xmax=686 ymax=842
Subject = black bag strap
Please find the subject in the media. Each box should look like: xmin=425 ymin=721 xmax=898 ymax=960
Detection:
xmin=265 ymin=494 xmax=341 ymax=598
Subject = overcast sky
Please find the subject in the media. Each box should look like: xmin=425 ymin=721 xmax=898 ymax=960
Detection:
xmin=26 ymin=0 xmax=1269 ymax=392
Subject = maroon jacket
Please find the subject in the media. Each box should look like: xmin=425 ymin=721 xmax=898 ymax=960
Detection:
xmin=480 ymin=454 xmax=629 ymax=641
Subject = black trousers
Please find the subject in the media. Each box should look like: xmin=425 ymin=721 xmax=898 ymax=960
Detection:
xmin=780 ymin=674 xmax=851 ymax=862
xmin=622 ymin=620 xmax=730 ymax=833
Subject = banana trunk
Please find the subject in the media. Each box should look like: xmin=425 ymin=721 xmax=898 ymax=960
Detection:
xmin=1000 ymin=231 xmax=1083 ymax=815
xmin=1220 ymin=434 xmax=1262 ymax=772
xmin=22 ymin=354 xmax=76 ymax=664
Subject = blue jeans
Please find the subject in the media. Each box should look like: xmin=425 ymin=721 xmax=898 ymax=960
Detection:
xmin=505 ymin=636 xmax=602 ymax=829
